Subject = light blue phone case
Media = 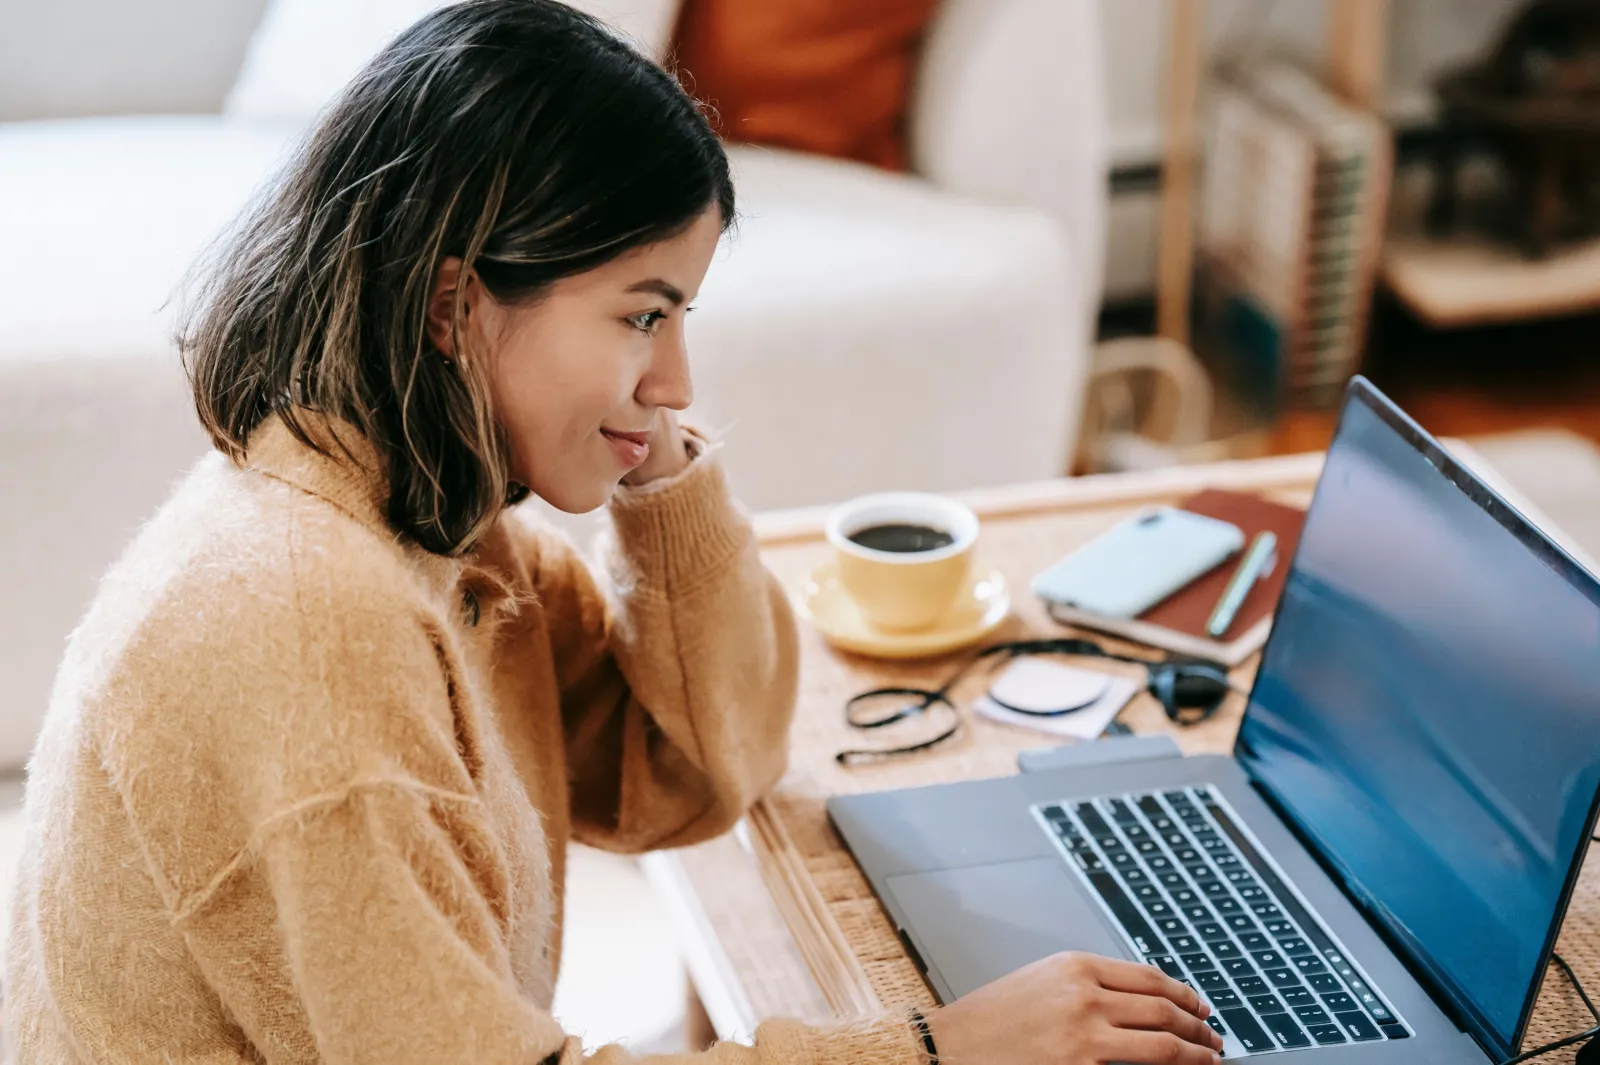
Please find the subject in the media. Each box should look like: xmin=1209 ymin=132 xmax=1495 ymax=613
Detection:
xmin=1030 ymin=507 xmax=1245 ymax=619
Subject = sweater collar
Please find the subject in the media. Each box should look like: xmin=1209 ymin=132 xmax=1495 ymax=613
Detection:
xmin=241 ymin=412 xmax=528 ymax=622
xmin=243 ymin=413 xmax=470 ymax=602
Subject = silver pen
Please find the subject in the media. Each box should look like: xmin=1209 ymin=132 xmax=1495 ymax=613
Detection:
xmin=1206 ymin=531 xmax=1278 ymax=638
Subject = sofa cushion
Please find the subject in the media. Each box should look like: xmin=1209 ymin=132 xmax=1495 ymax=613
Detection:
xmin=224 ymin=0 xmax=683 ymax=120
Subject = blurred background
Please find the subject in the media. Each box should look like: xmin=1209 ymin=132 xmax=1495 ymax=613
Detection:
xmin=4 ymin=0 xmax=1600 ymax=1050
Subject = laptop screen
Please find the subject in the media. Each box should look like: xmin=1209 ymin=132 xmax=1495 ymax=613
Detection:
xmin=1235 ymin=380 xmax=1600 ymax=1059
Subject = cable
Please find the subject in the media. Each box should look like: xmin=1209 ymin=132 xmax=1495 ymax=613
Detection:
xmin=1498 ymin=953 xmax=1599 ymax=1064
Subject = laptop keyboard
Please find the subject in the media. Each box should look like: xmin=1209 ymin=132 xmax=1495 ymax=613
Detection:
xmin=1035 ymin=786 xmax=1410 ymax=1055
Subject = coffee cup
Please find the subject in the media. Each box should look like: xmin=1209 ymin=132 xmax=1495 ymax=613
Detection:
xmin=824 ymin=492 xmax=979 ymax=632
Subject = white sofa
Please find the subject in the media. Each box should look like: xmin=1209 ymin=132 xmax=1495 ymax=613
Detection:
xmin=0 ymin=0 xmax=1107 ymax=770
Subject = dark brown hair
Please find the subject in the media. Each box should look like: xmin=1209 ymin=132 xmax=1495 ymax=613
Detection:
xmin=178 ymin=0 xmax=735 ymax=555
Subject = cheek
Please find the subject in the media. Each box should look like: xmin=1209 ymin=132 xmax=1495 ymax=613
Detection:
xmin=485 ymin=318 xmax=641 ymax=457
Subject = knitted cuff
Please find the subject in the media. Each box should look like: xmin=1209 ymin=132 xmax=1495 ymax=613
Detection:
xmin=756 ymin=1014 xmax=926 ymax=1065
xmin=605 ymin=431 xmax=747 ymax=594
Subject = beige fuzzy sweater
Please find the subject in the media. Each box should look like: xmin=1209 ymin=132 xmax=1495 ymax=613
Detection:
xmin=4 ymin=414 xmax=923 ymax=1065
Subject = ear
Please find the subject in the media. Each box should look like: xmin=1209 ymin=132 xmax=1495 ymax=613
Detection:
xmin=426 ymin=256 xmax=472 ymax=359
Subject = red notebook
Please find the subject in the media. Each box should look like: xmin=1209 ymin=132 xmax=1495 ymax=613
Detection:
xmin=1045 ymin=489 xmax=1307 ymax=665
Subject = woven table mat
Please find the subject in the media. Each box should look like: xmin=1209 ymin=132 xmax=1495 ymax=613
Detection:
xmin=752 ymin=473 xmax=1600 ymax=1062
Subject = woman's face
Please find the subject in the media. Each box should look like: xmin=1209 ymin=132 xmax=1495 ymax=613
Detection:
xmin=427 ymin=206 xmax=722 ymax=513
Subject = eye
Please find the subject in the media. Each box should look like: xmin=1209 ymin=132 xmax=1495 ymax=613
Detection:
xmin=627 ymin=310 xmax=668 ymax=335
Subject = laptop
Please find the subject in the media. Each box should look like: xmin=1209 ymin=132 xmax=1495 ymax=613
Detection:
xmin=828 ymin=377 xmax=1600 ymax=1061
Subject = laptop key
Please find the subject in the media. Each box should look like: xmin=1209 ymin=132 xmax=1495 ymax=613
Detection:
xmin=1147 ymin=856 xmax=1174 ymax=871
xmin=1264 ymin=919 xmax=1296 ymax=936
xmin=1181 ymin=953 xmax=1215 ymax=973
xmin=1224 ymin=869 xmax=1254 ymax=884
xmin=1132 ymin=884 xmax=1161 ymax=902
xmin=1295 ymin=1006 xmax=1332 ymax=1028
xmin=1309 ymin=1023 xmax=1349 ymax=1045
xmin=1110 ymin=852 xmax=1138 ymax=869
xmin=1188 ymin=864 xmax=1218 ymax=883
xmin=1169 ymin=935 xmax=1200 ymax=953
xmin=1195 ymin=921 xmax=1229 ymax=942
xmin=1158 ymin=871 xmax=1186 ymax=889
xmin=1218 ymin=1008 xmax=1273 ymax=1053
xmin=1151 ymin=955 xmax=1184 ymax=980
xmin=1308 ymin=974 xmax=1341 ymax=994
xmin=1237 ymin=885 xmax=1268 ymax=902
xmin=1261 ymin=1011 xmax=1312 ymax=1049
xmin=1265 ymin=968 xmax=1302 ymax=988
xmin=1223 ymin=958 xmax=1256 ymax=979
xmin=1321 ymin=992 xmax=1357 ymax=1013
xmin=1156 ymin=917 xmax=1187 ymax=936
xmin=1073 ymin=852 xmax=1106 ymax=873
xmin=1238 ymin=932 xmax=1270 ymax=951
xmin=1201 ymin=881 xmax=1231 ymax=898
xmin=1205 ymin=1015 xmax=1228 ymax=1038
xmin=1335 ymin=1011 xmax=1383 ymax=1041
xmin=1281 ymin=987 xmax=1315 ymax=1007
xmin=1378 ymin=1021 xmax=1411 ymax=1039
xmin=1082 ymin=871 xmax=1165 ymax=956
xmin=1144 ymin=900 xmax=1174 ymax=918
xmin=1097 ymin=836 xmax=1125 ymax=853
xmin=1135 ymin=839 xmax=1160 ymax=854
xmin=1227 ymin=915 xmax=1257 ymax=933
xmin=1124 ymin=824 xmax=1150 ymax=840
xmin=1212 ymin=941 xmax=1242 ymax=960
xmin=1252 ymin=903 xmax=1284 ymax=920
xmin=1294 ymin=956 xmax=1328 ymax=975
xmin=1236 ymin=975 xmax=1268 ymax=995
xmin=1161 ymin=791 xmax=1191 ymax=807
xmin=1074 ymin=803 xmax=1112 ymax=836
xmin=1182 ymin=904 xmax=1214 ymax=923
xmin=1122 ymin=867 xmax=1149 ymax=884
xmin=1210 ymin=989 xmax=1242 ymax=1009
xmin=1248 ymin=993 xmax=1285 ymax=1014
xmin=1107 ymin=798 xmax=1139 ymax=824
xmin=1250 ymin=950 xmax=1285 ymax=969
xmin=1195 ymin=971 xmax=1229 ymax=991
xmin=1278 ymin=936 xmax=1312 ymax=956
xmin=1214 ymin=898 xmax=1243 ymax=915
xmin=1174 ymin=848 xmax=1202 ymax=864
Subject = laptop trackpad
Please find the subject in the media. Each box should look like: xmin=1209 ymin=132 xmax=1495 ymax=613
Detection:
xmin=886 ymin=857 xmax=1129 ymax=1001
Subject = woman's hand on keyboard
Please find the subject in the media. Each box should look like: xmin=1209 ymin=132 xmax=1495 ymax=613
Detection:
xmin=926 ymin=951 xmax=1224 ymax=1065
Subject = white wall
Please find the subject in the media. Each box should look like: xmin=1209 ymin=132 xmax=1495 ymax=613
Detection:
xmin=1100 ymin=0 xmax=1524 ymax=301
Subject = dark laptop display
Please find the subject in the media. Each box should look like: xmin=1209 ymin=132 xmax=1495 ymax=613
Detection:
xmin=1236 ymin=383 xmax=1600 ymax=1060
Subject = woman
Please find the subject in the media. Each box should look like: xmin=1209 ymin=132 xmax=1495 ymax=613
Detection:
xmin=4 ymin=3 xmax=1223 ymax=1063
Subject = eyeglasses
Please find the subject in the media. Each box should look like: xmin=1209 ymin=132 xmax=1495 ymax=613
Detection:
xmin=837 ymin=637 xmax=1243 ymax=765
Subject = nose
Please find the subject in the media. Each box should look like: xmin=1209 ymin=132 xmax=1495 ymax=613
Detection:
xmin=636 ymin=320 xmax=694 ymax=412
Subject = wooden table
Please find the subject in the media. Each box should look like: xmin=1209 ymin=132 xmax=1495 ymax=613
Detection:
xmin=641 ymin=448 xmax=1600 ymax=1059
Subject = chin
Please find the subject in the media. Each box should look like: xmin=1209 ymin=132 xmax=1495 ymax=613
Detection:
xmin=530 ymin=476 xmax=620 ymax=515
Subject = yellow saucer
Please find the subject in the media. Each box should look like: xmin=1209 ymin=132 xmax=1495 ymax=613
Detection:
xmin=799 ymin=563 xmax=1011 ymax=660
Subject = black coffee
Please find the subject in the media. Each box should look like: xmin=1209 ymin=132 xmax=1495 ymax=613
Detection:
xmin=847 ymin=523 xmax=956 ymax=554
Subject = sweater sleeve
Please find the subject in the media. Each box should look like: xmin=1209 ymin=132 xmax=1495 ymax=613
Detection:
xmin=534 ymin=445 xmax=802 ymax=853
xmin=236 ymin=779 xmax=922 ymax=1065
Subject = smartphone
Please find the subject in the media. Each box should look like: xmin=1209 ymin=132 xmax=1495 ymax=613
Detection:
xmin=1030 ymin=507 xmax=1244 ymax=619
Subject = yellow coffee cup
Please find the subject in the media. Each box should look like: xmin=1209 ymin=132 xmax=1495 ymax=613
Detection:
xmin=824 ymin=492 xmax=979 ymax=632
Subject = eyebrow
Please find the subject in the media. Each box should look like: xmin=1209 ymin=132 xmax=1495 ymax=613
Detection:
xmin=625 ymin=278 xmax=686 ymax=306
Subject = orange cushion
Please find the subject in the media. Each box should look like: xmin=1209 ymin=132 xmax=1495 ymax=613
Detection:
xmin=670 ymin=0 xmax=940 ymax=171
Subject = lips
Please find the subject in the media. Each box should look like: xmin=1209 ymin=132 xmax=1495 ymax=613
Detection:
xmin=600 ymin=427 xmax=651 ymax=468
